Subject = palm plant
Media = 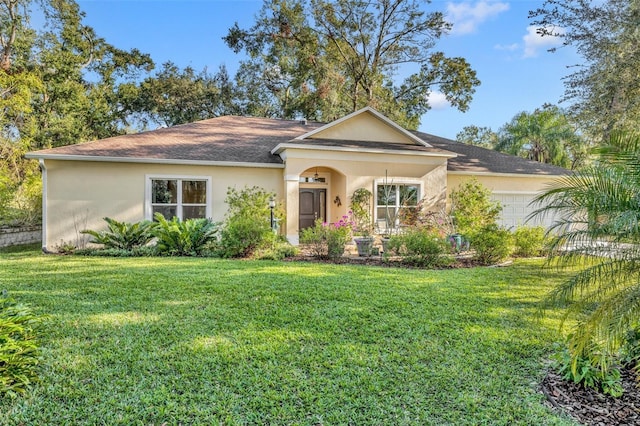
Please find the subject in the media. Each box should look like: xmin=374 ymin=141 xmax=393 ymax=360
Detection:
xmin=531 ymin=131 xmax=640 ymax=374
xmin=496 ymin=105 xmax=584 ymax=169
xmin=81 ymin=217 xmax=154 ymax=250
xmin=151 ymin=213 xmax=218 ymax=256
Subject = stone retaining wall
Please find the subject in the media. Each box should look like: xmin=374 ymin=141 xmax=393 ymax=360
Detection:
xmin=0 ymin=226 xmax=42 ymax=248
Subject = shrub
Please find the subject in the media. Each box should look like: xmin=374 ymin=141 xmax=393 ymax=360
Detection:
xmin=219 ymin=187 xmax=281 ymax=258
xmin=450 ymin=178 xmax=502 ymax=237
xmin=469 ymin=224 xmax=512 ymax=265
xmin=253 ymin=239 xmax=299 ymax=260
xmin=512 ymin=225 xmax=549 ymax=257
xmin=300 ymin=218 xmax=351 ymax=260
xmin=299 ymin=222 xmax=327 ymax=258
xmin=0 ymin=292 xmax=42 ymax=397
xmin=152 ymin=214 xmax=219 ymax=256
xmin=81 ymin=217 xmax=154 ymax=250
xmin=554 ymin=346 xmax=623 ymax=397
xmin=385 ymin=228 xmax=452 ymax=267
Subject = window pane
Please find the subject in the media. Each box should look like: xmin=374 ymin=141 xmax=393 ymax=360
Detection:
xmin=377 ymin=185 xmax=396 ymax=206
xmin=182 ymin=180 xmax=207 ymax=204
xmin=152 ymin=180 xmax=177 ymax=204
xmin=183 ymin=206 xmax=207 ymax=220
xmin=399 ymin=185 xmax=419 ymax=206
xmin=152 ymin=205 xmax=177 ymax=220
xmin=377 ymin=207 xmax=395 ymax=223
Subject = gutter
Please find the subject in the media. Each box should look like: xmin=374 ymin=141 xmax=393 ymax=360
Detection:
xmin=271 ymin=142 xmax=457 ymax=158
xmin=39 ymin=159 xmax=47 ymax=252
xmin=447 ymin=170 xmax=569 ymax=178
xmin=24 ymin=153 xmax=285 ymax=169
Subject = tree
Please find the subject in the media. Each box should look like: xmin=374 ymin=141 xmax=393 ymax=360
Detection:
xmin=455 ymin=125 xmax=498 ymax=149
xmin=449 ymin=178 xmax=502 ymax=237
xmin=224 ymin=0 xmax=480 ymax=129
xmin=0 ymin=0 xmax=154 ymax=224
xmin=132 ymin=62 xmax=239 ymax=128
xmin=31 ymin=0 xmax=153 ymax=149
xmin=530 ymin=0 xmax=640 ymax=139
xmin=495 ymin=105 xmax=587 ymax=169
xmin=532 ymin=131 xmax=640 ymax=388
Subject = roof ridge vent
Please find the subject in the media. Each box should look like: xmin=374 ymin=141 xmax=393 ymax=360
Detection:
xmin=299 ymin=118 xmax=307 ymax=125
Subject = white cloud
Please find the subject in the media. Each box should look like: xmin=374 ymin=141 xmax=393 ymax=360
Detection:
xmin=523 ymin=25 xmax=564 ymax=58
xmin=446 ymin=1 xmax=510 ymax=35
xmin=494 ymin=43 xmax=519 ymax=51
xmin=427 ymin=91 xmax=450 ymax=110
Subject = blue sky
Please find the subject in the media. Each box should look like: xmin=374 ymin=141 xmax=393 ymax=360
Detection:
xmin=75 ymin=0 xmax=578 ymax=139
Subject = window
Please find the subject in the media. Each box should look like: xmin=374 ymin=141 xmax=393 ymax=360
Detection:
xmin=375 ymin=183 xmax=420 ymax=227
xmin=147 ymin=176 xmax=211 ymax=220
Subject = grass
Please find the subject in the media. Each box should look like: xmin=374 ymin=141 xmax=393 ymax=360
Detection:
xmin=0 ymin=248 xmax=576 ymax=425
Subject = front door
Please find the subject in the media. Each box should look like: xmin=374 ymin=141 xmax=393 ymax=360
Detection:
xmin=299 ymin=188 xmax=326 ymax=230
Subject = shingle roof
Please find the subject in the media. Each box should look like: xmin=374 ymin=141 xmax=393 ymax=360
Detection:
xmin=28 ymin=116 xmax=324 ymax=165
xmin=27 ymin=115 xmax=571 ymax=176
xmin=415 ymin=131 xmax=572 ymax=176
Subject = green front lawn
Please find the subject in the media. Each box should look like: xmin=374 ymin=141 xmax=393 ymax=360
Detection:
xmin=0 ymin=249 xmax=575 ymax=425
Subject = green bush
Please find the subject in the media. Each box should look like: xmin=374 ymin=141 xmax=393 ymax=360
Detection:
xmin=450 ymin=178 xmax=502 ymax=237
xmin=469 ymin=224 xmax=512 ymax=265
xmin=219 ymin=187 xmax=281 ymax=258
xmin=554 ymin=346 xmax=623 ymax=397
xmin=299 ymin=222 xmax=327 ymax=258
xmin=81 ymin=217 xmax=154 ymax=250
xmin=385 ymin=228 xmax=452 ymax=267
xmin=512 ymin=225 xmax=549 ymax=257
xmin=0 ymin=292 xmax=42 ymax=397
xmin=253 ymin=239 xmax=299 ymax=260
xmin=219 ymin=215 xmax=271 ymax=258
xmin=300 ymin=219 xmax=351 ymax=260
xmin=152 ymin=214 xmax=219 ymax=256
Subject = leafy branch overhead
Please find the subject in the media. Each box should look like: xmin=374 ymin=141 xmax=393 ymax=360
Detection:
xmin=224 ymin=0 xmax=480 ymax=129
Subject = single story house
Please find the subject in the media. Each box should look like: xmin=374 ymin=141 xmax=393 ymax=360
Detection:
xmin=26 ymin=107 xmax=569 ymax=250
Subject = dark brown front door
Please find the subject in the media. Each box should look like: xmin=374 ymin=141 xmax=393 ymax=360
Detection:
xmin=299 ymin=188 xmax=326 ymax=230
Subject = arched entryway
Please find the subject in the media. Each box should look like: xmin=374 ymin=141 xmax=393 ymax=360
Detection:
xmin=298 ymin=166 xmax=345 ymax=231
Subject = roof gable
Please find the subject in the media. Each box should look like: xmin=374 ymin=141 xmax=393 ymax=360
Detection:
xmin=296 ymin=107 xmax=431 ymax=147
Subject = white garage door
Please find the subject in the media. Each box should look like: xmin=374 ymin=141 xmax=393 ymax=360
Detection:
xmin=491 ymin=192 xmax=555 ymax=230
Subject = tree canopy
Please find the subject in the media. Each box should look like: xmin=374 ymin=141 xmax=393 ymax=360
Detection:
xmin=456 ymin=105 xmax=587 ymax=170
xmin=0 ymin=0 xmax=153 ymax=224
xmin=131 ymin=62 xmax=239 ymax=128
xmin=455 ymin=125 xmax=498 ymax=149
xmin=224 ymin=0 xmax=480 ymax=129
xmin=494 ymin=104 xmax=587 ymax=170
xmin=530 ymin=0 xmax=640 ymax=139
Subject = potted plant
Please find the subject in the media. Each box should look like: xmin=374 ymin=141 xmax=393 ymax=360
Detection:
xmin=350 ymin=188 xmax=374 ymax=257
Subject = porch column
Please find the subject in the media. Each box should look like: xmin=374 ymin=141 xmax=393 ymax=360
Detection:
xmin=284 ymin=174 xmax=300 ymax=245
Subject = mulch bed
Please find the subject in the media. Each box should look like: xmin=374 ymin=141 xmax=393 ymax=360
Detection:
xmin=287 ymin=245 xmax=486 ymax=269
xmin=540 ymin=367 xmax=640 ymax=425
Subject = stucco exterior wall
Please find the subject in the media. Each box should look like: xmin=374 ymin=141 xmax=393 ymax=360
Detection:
xmin=447 ymin=173 xmax=559 ymax=195
xmin=282 ymin=149 xmax=449 ymax=241
xmin=42 ymin=160 xmax=283 ymax=250
xmin=308 ymin=113 xmax=415 ymax=144
xmin=447 ymin=172 xmax=562 ymax=229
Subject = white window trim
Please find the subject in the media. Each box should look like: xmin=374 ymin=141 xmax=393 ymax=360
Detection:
xmin=373 ymin=178 xmax=423 ymax=225
xmin=145 ymin=174 xmax=212 ymax=220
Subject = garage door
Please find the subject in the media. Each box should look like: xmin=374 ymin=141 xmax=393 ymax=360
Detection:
xmin=490 ymin=192 xmax=555 ymax=230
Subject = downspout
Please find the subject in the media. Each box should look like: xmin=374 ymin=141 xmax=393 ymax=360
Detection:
xmin=39 ymin=159 xmax=47 ymax=252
